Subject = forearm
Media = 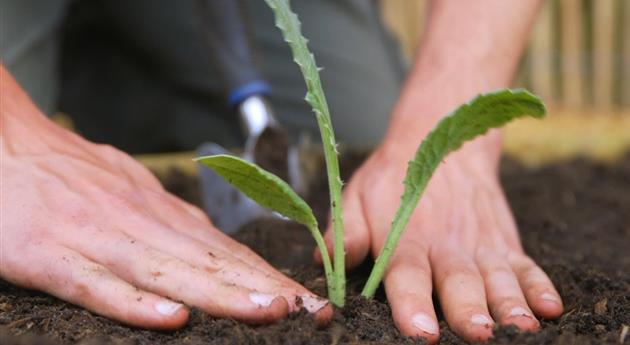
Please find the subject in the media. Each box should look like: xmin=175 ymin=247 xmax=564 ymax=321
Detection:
xmin=383 ymin=0 xmax=543 ymax=157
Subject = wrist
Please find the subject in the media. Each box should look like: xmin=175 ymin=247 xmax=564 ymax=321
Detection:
xmin=385 ymin=56 xmax=512 ymax=139
xmin=380 ymin=49 xmax=513 ymax=167
xmin=1 ymin=67 xmax=80 ymax=156
xmin=379 ymin=128 xmax=503 ymax=177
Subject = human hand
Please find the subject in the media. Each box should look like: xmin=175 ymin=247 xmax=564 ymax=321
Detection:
xmin=317 ymin=136 xmax=562 ymax=343
xmin=0 ymin=67 xmax=332 ymax=329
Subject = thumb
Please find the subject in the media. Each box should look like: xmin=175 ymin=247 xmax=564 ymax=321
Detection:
xmin=313 ymin=182 xmax=371 ymax=269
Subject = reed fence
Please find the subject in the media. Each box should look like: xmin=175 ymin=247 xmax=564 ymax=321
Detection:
xmin=381 ymin=0 xmax=630 ymax=111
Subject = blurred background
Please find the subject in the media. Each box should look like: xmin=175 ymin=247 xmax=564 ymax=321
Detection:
xmin=383 ymin=0 xmax=630 ymax=110
xmin=12 ymin=0 xmax=623 ymax=170
xmin=381 ymin=0 xmax=630 ymax=166
xmin=141 ymin=0 xmax=630 ymax=173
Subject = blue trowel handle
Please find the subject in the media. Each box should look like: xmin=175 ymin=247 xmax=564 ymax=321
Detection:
xmin=196 ymin=0 xmax=271 ymax=107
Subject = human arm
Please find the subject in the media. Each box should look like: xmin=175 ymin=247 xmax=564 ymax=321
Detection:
xmin=384 ymin=0 xmax=543 ymax=157
xmin=318 ymin=1 xmax=562 ymax=343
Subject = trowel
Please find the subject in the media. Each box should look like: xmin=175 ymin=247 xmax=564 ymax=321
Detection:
xmin=195 ymin=0 xmax=303 ymax=234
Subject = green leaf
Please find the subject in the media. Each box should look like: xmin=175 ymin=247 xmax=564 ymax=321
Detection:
xmin=195 ymin=154 xmax=317 ymax=230
xmin=362 ymin=89 xmax=546 ymax=298
xmin=264 ymin=0 xmax=346 ymax=306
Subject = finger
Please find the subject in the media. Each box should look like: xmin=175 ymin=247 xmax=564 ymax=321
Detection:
xmin=315 ymin=182 xmax=370 ymax=269
xmin=477 ymin=251 xmax=539 ymax=331
xmin=493 ymin=193 xmax=524 ymax=251
xmin=66 ymin=227 xmax=290 ymax=324
xmin=509 ymin=253 xmax=563 ymax=319
xmin=24 ymin=245 xmax=189 ymax=330
xmin=431 ymin=250 xmax=494 ymax=342
xmin=114 ymin=180 xmax=332 ymax=322
xmin=104 ymin=216 xmax=328 ymax=317
xmin=139 ymin=188 xmax=290 ymax=278
xmin=384 ymin=240 xmax=439 ymax=344
xmin=109 ymin=204 xmax=333 ymax=323
xmin=155 ymin=231 xmax=330 ymax=316
xmin=153 ymin=233 xmax=332 ymax=322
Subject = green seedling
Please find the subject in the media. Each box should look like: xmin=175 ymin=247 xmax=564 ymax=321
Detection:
xmin=198 ymin=0 xmax=346 ymax=307
xmin=360 ymin=89 xmax=546 ymax=297
xmin=196 ymin=0 xmax=546 ymax=307
xmin=195 ymin=154 xmax=338 ymax=303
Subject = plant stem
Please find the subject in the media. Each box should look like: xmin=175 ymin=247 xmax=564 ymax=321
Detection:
xmin=264 ymin=0 xmax=345 ymax=306
xmin=308 ymin=225 xmax=335 ymax=301
xmin=322 ymin=124 xmax=346 ymax=307
xmin=361 ymin=193 xmax=422 ymax=298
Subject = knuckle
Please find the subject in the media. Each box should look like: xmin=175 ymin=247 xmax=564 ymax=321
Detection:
xmin=507 ymin=251 xmax=535 ymax=268
xmin=521 ymin=267 xmax=548 ymax=286
xmin=437 ymin=264 xmax=480 ymax=287
xmin=485 ymin=265 xmax=514 ymax=282
xmin=231 ymin=241 xmax=258 ymax=257
xmin=509 ymin=254 xmax=544 ymax=279
xmin=496 ymin=297 xmax=525 ymax=310
xmin=71 ymin=281 xmax=93 ymax=300
xmin=456 ymin=304 xmax=488 ymax=320
xmin=388 ymin=258 xmax=431 ymax=278
xmin=70 ymin=264 xmax=107 ymax=299
xmin=96 ymin=144 xmax=122 ymax=159
xmin=178 ymin=199 xmax=207 ymax=218
xmin=140 ymin=256 xmax=177 ymax=282
xmin=132 ymin=166 xmax=163 ymax=188
xmin=521 ymin=263 xmax=541 ymax=276
xmin=391 ymin=287 xmax=432 ymax=305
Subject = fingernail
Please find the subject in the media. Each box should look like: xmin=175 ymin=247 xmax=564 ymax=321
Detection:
xmin=471 ymin=314 xmax=493 ymax=327
xmin=541 ymin=292 xmax=559 ymax=302
xmin=411 ymin=313 xmax=439 ymax=335
xmin=509 ymin=306 xmax=533 ymax=318
xmin=249 ymin=292 xmax=277 ymax=307
xmin=155 ymin=300 xmax=183 ymax=316
xmin=300 ymin=295 xmax=329 ymax=313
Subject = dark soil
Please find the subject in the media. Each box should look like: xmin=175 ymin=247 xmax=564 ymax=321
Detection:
xmin=1 ymin=153 xmax=629 ymax=345
xmin=252 ymin=127 xmax=290 ymax=183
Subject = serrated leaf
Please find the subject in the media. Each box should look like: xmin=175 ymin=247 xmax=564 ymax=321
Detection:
xmin=195 ymin=155 xmax=317 ymax=230
xmin=264 ymin=0 xmax=330 ymax=122
xmin=400 ymin=89 xmax=545 ymax=215
xmin=362 ymin=89 xmax=546 ymax=297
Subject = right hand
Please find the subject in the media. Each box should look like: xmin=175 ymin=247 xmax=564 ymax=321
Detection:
xmin=0 ymin=66 xmax=332 ymax=329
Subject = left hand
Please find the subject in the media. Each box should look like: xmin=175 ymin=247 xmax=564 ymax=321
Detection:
xmin=316 ymin=135 xmax=563 ymax=343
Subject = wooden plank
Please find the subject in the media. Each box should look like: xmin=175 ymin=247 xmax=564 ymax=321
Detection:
xmin=560 ymin=0 xmax=584 ymax=108
xmin=529 ymin=1 xmax=555 ymax=104
xmin=593 ymin=0 xmax=615 ymax=109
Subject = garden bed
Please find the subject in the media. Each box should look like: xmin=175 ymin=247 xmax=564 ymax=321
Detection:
xmin=1 ymin=153 xmax=629 ymax=344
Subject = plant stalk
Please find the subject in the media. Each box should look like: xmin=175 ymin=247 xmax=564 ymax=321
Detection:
xmin=308 ymin=225 xmax=336 ymax=301
xmin=320 ymin=120 xmax=346 ymax=307
xmin=264 ymin=0 xmax=345 ymax=306
xmin=361 ymin=191 xmax=424 ymax=298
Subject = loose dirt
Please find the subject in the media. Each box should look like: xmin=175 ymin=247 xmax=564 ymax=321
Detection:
xmin=2 ymin=153 xmax=629 ymax=344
